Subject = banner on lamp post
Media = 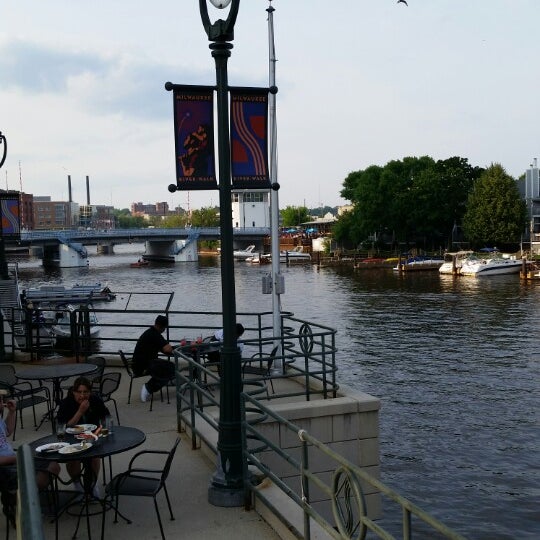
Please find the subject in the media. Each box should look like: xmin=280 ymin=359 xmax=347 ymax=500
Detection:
xmin=0 ymin=193 xmax=20 ymax=240
xmin=172 ymin=85 xmax=217 ymax=191
xmin=230 ymin=87 xmax=270 ymax=189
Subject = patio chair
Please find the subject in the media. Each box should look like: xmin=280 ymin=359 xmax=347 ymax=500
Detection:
xmin=104 ymin=437 xmax=180 ymax=540
xmin=60 ymin=356 xmax=106 ymax=394
xmin=0 ymin=365 xmax=52 ymax=441
xmin=119 ymin=350 xmax=173 ymax=411
xmin=119 ymin=350 xmax=144 ymax=404
xmin=98 ymin=372 xmax=122 ymax=424
xmin=242 ymin=345 xmax=279 ymax=396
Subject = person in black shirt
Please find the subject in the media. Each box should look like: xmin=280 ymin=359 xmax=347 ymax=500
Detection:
xmin=132 ymin=315 xmax=174 ymax=402
xmin=57 ymin=377 xmax=110 ymax=495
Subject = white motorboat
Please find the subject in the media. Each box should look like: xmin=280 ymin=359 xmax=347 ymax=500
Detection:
xmin=280 ymin=246 xmax=311 ymax=262
xmin=233 ymin=245 xmax=257 ymax=260
xmin=459 ymin=254 xmax=522 ymax=276
xmin=52 ymin=304 xmax=100 ymax=340
xmin=246 ymin=246 xmax=311 ymax=264
xmin=439 ymin=251 xmax=474 ymax=275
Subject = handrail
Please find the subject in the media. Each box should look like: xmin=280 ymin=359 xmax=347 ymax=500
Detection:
xmin=240 ymin=393 xmax=468 ymax=540
xmin=16 ymin=444 xmax=45 ymax=540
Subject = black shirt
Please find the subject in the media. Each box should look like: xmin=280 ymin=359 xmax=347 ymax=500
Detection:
xmin=57 ymin=393 xmax=110 ymax=426
xmin=132 ymin=326 xmax=168 ymax=376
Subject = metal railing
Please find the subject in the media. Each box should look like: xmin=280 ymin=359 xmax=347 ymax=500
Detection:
xmin=16 ymin=444 xmax=45 ymax=540
xmin=172 ymin=318 xmax=339 ymax=452
xmin=240 ymin=394 xmax=468 ymax=540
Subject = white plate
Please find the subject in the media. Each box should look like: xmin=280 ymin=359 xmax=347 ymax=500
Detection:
xmin=66 ymin=424 xmax=97 ymax=434
xmin=58 ymin=442 xmax=93 ymax=454
xmin=36 ymin=442 xmax=70 ymax=453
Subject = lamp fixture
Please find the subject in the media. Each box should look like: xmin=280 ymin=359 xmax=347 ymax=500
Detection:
xmin=209 ymin=0 xmax=232 ymax=8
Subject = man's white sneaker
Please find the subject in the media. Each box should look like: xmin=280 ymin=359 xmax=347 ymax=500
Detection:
xmin=140 ymin=384 xmax=150 ymax=403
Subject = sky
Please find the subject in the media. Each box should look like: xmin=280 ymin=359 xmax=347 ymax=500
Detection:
xmin=1 ymin=0 xmax=539 ymax=213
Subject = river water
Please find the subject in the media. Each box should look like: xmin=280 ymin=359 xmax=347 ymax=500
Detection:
xmin=11 ymin=244 xmax=539 ymax=539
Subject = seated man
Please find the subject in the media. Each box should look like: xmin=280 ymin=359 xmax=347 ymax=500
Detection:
xmin=207 ymin=323 xmax=245 ymax=365
xmin=133 ymin=315 xmax=175 ymax=403
xmin=0 ymin=395 xmax=60 ymax=496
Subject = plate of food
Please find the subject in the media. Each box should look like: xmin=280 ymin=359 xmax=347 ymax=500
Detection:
xmin=59 ymin=442 xmax=93 ymax=454
xmin=36 ymin=442 xmax=70 ymax=453
xmin=75 ymin=432 xmax=98 ymax=441
xmin=66 ymin=424 xmax=97 ymax=434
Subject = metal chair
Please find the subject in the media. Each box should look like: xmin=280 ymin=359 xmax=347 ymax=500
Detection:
xmin=98 ymin=372 xmax=122 ymax=424
xmin=103 ymin=438 xmax=180 ymax=540
xmin=119 ymin=350 xmax=144 ymax=404
xmin=60 ymin=356 xmax=106 ymax=394
xmin=0 ymin=365 xmax=52 ymax=441
xmin=242 ymin=345 xmax=279 ymax=396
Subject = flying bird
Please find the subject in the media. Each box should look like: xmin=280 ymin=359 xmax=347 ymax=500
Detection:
xmin=397 ymin=0 xmax=408 ymax=5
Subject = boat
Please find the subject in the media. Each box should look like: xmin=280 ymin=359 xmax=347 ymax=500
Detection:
xmin=23 ymin=283 xmax=115 ymax=304
xmin=393 ymin=255 xmax=444 ymax=272
xmin=459 ymin=253 xmax=522 ymax=276
xmin=439 ymin=251 xmax=474 ymax=275
xmin=280 ymin=246 xmax=311 ymax=262
xmin=130 ymin=259 xmax=149 ymax=268
xmin=51 ymin=304 xmax=100 ymax=341
xmin=233 ymin=245 xmax=257 ymax=260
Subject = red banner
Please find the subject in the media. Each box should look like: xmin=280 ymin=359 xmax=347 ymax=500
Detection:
xmin=172 ymin=86 xmax=217 ymax=190
xmin=230 ymin=88 xmax=270 ymax=189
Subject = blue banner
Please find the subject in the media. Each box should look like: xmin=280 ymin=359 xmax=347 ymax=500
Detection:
xmin=172 ymin=86 xmax=217 ymax=190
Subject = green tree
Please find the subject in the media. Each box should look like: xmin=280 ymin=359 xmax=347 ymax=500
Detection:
xmin=116 ymin=214 xmax=145 ymax=228
xmin=462 ymin=163 xmax=527 ymax=247
xmin=162 ymin=214 xmax=189 ymax=228
xmin=337 ymin=156 xmax=482 ymax=248
xmin=190 ymin=206 xmax=219 ymax=227
xmin=280 ymin=206 xmax=310 ymax=227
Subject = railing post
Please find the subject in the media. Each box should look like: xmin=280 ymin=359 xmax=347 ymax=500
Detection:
xmin=300 ymin=432 xmax=311 ymax=540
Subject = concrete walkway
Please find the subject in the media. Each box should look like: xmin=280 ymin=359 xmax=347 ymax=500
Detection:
xmin=1 ymin=357 xmax=280 ymax=540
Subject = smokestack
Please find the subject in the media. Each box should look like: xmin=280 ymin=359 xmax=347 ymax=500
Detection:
xmin=86 ymin=175 xmax=90 ymax=205
xmin=68 ymin=175 xmax=72 ymax=203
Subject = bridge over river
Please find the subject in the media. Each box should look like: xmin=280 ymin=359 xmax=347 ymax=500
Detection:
xmin=12 ymin=227 xmax=270 ymax=267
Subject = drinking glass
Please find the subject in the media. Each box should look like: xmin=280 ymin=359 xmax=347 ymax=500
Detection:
xmin=56 ymin=422 xmax=66 ymax=442
xmin=105 ymin=416 xmax=114 ymax=436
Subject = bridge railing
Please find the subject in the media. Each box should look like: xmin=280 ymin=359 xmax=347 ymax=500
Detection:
xmin=20 ymin=226 xmax=271 ymax=242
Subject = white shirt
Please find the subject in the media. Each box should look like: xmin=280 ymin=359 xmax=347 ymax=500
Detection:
xmin=214 ymin=329 xmax=244 ymax=352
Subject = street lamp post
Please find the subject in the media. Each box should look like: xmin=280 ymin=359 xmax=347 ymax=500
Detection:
xmin=0 ymin=132 xmax=8 ymax=279
xmin=199 ymin=0 xmax=244 ymax=507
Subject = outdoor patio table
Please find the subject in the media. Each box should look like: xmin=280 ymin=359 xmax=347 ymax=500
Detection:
xmin=16 ymin=363 xmax=98 ymax=430
xmin=29 ymin=425 xmax=146 ymax=540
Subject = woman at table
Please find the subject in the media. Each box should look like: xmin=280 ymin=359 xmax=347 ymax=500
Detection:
xmin=56 ymin=377 xmax=110 ymax=495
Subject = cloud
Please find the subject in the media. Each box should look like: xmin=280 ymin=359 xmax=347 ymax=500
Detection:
xmin=0 ymin=38 xmax=207 ymax=121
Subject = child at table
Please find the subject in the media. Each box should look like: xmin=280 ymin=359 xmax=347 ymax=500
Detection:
xmin=56 ymin=377 xmax=110 ymax=496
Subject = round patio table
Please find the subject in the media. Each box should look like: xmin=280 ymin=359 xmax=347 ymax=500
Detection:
xmin=16 ymin=363 xmax=98 ymax=407
xmin=30 ymin=426 xmax=146 ymax=540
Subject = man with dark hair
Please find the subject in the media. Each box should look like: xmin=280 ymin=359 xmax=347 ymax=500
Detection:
xmin=133 ymin=315 xmax=174 ymax=403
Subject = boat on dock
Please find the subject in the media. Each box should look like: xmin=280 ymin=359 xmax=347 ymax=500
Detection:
xmin=393 ymin=255 xmax=444 ymax=272
xmin=233 ymin=245 xmax=257 ymax=260
xmin=459 ymin=253 xmax=522 ymax=276
xmin=51 ymin=304 xmax=101 ymax=341
xmin=23 ymin=283 xmax=115 ymax=304
xmin=439 ymin=251 xmax=474 ymax=275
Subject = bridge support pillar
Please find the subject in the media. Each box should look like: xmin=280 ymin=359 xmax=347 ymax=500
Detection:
xmin=42 ymin=244 xmax=89 ymax=268
xmin=144 ymin=240 xmax=198 ymax=263
xmin=97 ymin=243 xmax=114 ymax=255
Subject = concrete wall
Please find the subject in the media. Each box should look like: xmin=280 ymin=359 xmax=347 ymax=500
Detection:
xmin=252 ymin=387 xmax=381 ymax=529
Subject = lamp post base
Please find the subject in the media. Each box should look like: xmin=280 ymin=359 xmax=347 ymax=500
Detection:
xmin=208 ymin=484 xmax=245 ymax=507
